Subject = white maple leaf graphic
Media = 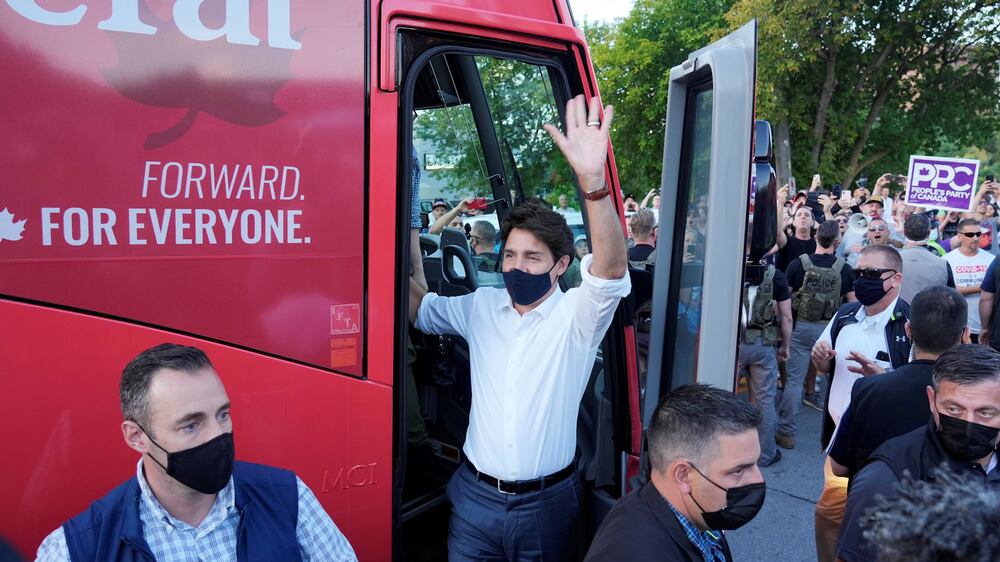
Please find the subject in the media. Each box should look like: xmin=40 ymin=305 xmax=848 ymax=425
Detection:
xmin=0 ymin=208 xmax=27 ymax=242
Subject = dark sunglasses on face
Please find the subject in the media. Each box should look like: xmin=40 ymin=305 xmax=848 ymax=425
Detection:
xmin=836 ymin=218 xmax=848 ymax=224
xmin=961 ymin=231 xmax=982 ymax=238
xmin=853 ymin=267 xmax=896 ymax=280
xmin=868 ymin=226 xmax=888 ymax=232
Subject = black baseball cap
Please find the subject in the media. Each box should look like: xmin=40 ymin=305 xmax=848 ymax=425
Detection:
xmin=432 ymin=198 xmax=448 ymax=210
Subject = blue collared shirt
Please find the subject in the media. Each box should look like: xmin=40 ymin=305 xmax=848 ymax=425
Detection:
xmin=35 ymin=459 xmax=357 ymax=561
xmin=667 ymin=503 xmax=726 ymax=562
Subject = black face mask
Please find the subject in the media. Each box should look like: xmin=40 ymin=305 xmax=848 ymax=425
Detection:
xmin=138 ymin=425 xmax=235 ymax=494
xmin=936 ymin=412 xmax=1000 ymax=462
xmin=853 ymin=276 xmax=889 ymax=306
xmin=502 ymin=261 xmax=558 ymax=306
xmin=688 ymin=463 xmax=766 ymax=530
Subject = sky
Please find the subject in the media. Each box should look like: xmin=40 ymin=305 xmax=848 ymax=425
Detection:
xmin=570 ymin=0 xmax=635 ymax=24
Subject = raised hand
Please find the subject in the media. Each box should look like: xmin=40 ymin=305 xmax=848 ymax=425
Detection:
xmin=544 ymin=95 xmax=614 ymax=191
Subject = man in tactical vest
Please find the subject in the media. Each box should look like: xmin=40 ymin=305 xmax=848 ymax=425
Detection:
xmin=776 ymin=220 xmax=855 ymax=449
xmin=738 ymin=261 xmax=792 ymax=467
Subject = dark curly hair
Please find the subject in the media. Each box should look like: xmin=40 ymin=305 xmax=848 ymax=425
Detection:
xmin=863 ymin=467 xmax=1000 ymax=561
xmin=500 ymin=198 xmax=574 ymax=262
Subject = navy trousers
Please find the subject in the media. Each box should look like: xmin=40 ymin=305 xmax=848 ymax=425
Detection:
xmin=446 ymin=463 xmax=583 ymax=561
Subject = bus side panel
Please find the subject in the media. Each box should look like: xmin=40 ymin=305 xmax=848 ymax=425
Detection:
xmin=0 ymin=0 xmax=366 ymax=375
xmin=0 ymin=300 xmax=391 ymax=560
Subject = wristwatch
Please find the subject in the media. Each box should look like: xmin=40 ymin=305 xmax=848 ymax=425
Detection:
xmin=582 ymin=184 xmax=610 ymax=201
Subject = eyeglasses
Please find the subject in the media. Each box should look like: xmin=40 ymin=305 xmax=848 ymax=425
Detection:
xmin=835 ymin=218 xmax=848 ymax=224
xmin=853 ymin=267 xmax=897 ymax=280
xmin=868 ymin=226 xmax=888 ymax=232
xmin=961 ymin=232 xmax=982 ymax=238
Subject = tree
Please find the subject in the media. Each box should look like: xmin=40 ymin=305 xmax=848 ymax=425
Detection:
xmin=413 ymin=55 xmax=576 ymax=207
xmin=586 ymin=0 xmax=735 ymax=196
xmin=725 ymin=0 xmax=1000 ymax=188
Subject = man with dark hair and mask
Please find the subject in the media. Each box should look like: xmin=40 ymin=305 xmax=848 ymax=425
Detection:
xmin=835 ymin=344 xmax=1000 ymax=562
xmin=35 ymin=343 xmax=357 ymax=561
xmin=809 ymin=244 xmax=911 ymax=562
xmin=409 ymin=95 xmax=630 ymax=560
xmin=585 ymin=384 xmax=765 ymax=561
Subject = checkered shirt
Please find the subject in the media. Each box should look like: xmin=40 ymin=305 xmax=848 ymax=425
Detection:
xmin=667 ymin=502 xmax=726 ymax=562
xmin=35 ymin=459 xmax=356 ymax=561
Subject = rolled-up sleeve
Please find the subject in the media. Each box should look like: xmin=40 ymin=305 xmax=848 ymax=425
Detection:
xmin=573 ymin=254 xmax=632 ymax=348
xmin=415 ymin=291 xmax=476 ymax=338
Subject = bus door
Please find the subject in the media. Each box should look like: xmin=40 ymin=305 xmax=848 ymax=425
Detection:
xmin=383 ymin=13 xmax=641 ymax=557
xmin=641 ymin=20 xmax=776 ymax=471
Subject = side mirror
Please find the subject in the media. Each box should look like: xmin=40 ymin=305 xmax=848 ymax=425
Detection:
xmin=748 ymin=120 xmax=777 ymax=264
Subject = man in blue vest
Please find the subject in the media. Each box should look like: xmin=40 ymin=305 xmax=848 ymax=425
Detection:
xmin=34 ymin=343 xmax=357 ymax=562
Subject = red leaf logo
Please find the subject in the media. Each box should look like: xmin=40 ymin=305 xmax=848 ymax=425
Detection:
xmin=101 ymin=1 xmax=300 ymax=149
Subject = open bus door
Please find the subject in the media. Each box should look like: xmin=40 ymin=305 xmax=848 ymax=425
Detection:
xmin=641 ymin=20 xmax=777 ymax=477
xmin=385 ymin=9 xmax=642 ymax=557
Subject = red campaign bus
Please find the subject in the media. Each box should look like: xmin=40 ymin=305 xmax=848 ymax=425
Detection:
xmin=0 ymin=0 xmax=772 ymax=558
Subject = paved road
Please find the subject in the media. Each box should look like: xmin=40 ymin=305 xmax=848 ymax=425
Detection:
xmin=727 ymin=401 xmax=827 ymax=561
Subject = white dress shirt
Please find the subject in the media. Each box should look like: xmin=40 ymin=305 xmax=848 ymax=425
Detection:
xmin=416 ymin=254 xmax=631 ymax=481
xmin=817 ymin=298 xmax=899 ymax=449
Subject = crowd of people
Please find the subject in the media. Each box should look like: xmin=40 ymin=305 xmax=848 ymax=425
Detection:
xmin=742 ymin=172 xmax=1000 ymax=562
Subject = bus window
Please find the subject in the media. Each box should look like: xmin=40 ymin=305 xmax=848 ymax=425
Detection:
xmin=669 ymin=86 xmax=714 ymax=388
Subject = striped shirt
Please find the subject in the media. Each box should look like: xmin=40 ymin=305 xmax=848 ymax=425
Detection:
xmin=35 ymin=459 xmax=356 ymax=561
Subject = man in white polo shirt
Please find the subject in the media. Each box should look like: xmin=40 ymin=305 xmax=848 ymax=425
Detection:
xmin=809 ymin=245 xmax=911 ymax=562
xmin=409 ymin=95 xmax=630 ymax=561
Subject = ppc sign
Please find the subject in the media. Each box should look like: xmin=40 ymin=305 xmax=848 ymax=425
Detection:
xmin=905 ymin=155 xmax=980 ymax=212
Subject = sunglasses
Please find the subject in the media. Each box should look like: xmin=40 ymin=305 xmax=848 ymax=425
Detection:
xmin=961 ymin=232 xmax=982 ymax=238
xmin=853 ymin=267 xmax=896 ymax=280
xmin=835 ymin=218 xmax=849 ymax=224
xmin=868 ymin=226 xmax=888 ymax=232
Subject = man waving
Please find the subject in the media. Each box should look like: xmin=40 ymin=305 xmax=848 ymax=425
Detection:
xmin=410 ymin=95 xmax=630 ymax=561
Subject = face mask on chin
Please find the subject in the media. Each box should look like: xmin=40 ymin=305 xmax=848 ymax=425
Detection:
xmin=687 ymin=463 xmax=766 ymax=531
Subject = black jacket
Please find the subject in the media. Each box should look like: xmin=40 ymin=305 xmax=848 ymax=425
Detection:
xmin=585 ymin=483 xmax=733 ymax=562
xmin=866 ymin=420 xmax=1000 ymax=485
xmin=831 ymin=359 xmax=935 ymax=478
xmin=822 ymin=299 xmax=912 ymax=448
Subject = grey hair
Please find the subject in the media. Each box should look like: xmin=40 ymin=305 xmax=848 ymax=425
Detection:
xmin=863 ymin=468 xmax=1000 ymax=561
xmin=932 ymin=344 xmax=1000 ymax=389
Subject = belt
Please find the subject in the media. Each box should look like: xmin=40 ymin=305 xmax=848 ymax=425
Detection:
xmin=467 ymin=463 xmax=575 ymax=495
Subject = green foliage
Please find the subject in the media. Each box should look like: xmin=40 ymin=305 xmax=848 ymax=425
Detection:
xmin=725 ymin=0 xmax=1000 ymax=187
xmin=588 ymin=0 xmax=999 ymax=192
xmin=586 ymin=0 xmax=735 ymax=196
xmin=413 ymin=55 xmax=577 ymax=208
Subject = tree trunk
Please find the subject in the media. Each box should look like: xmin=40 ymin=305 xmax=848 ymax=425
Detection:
xmin=841 ymin=82 xmax=895 ymax=187
xmin=809 ymin=41 xmax=839 ymax=170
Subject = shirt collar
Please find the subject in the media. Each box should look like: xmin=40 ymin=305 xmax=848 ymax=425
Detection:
xmin=135 ymin=457 xmax=235 ymax=531
xmin=666 ymin=501 xmax=724 ymax=561
xmin=856 ymin=297 xmax=899 ymax=328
